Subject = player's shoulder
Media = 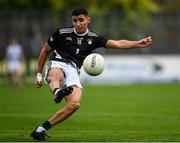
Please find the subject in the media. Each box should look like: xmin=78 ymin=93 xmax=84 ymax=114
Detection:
xmin=57 ymin=26 xmax=74 ymax=34
xmin=87 ymin=29 xmax=98 ymax=37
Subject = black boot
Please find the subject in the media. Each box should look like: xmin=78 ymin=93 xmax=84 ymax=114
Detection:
xmin=54 ymin=86 xmax=73 ymax=103
xmin=31 ymin=128 xmax=49 ymax=141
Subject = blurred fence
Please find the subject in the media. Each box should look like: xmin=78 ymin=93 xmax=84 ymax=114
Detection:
xmin=0 ymin=10 xmax=179 ymax=81
xmin=80 ymin=55 xmax=180 ymax=84
xmin=0 ymin=10 xmax=180 ymax=59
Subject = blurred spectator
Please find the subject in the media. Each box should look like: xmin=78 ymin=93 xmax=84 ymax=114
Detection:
xmin=6 ymin=37 xmax=25 ymax=88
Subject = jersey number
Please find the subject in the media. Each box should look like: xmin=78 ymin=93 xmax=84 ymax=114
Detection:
xmin=76 ymin=48 xmax=80 ymax=54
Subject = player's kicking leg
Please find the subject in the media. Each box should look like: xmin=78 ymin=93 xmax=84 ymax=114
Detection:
xmin=30 ymin=86 xmax=82 ymax=141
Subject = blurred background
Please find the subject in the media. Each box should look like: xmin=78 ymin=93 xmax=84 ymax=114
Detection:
xmin=0 ymin=0 xmax=179 ymax=84
xmin=0 ymin=1 xmax=180 ymax=142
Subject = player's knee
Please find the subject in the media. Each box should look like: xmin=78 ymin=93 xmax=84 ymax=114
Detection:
xmin=68 ymin=101 xmax=81 ymax=111
xmin=47 ymin=73 xmax=63 ymax=84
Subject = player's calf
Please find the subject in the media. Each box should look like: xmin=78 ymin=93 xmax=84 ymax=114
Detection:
xmin=67 ymin=101 xmax=81 ymax=111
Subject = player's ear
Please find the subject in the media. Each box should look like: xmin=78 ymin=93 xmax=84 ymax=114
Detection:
xmin=87 ymin=16 xmax=91 ymax=23
xmin=71 ymin=16 xmax=75 ymax=23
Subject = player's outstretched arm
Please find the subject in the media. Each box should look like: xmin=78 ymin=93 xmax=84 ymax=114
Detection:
xmin=106 ymin=36 xmax=152 ymax=49
xmin=35 ymin=42 xmax=53 ymax=88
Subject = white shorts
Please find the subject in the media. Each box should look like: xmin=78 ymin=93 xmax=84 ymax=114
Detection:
xmin=7 ymin=61 xmax=21 ymax=73
xmin=44 ymin=60 xmax=82 ymax=89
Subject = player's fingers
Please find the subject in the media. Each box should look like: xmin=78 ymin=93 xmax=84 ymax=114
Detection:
xmin=143 ymin=37 xmax=152 ymax=44
xmin=147 ymin=42 xmax=152 ymax=45
xmin=146 ymin=36 xmax=152 ymax=42
xmin=142 ymin=39 xmax=147 ymax=43
xmin=146 ymin=41 xmax=152 ymax=46
xmin=35 ymin=80 xmax=42 ymax=88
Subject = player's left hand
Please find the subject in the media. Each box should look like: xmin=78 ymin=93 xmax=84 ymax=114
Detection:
xmin=138 ymin=36 xmax=152 ymax=48
xmin=35 ymin=73 xmax=42 ymax=88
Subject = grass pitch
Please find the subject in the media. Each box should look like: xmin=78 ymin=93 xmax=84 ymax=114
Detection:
xmin=0 ymin=83 xmax=180 ymax=142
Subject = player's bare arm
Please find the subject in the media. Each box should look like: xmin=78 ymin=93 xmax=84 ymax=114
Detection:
xmin=106 ymin=36 xmax=152 ymax=49
xmin=35 ymin=42 xmax=53 ymax=88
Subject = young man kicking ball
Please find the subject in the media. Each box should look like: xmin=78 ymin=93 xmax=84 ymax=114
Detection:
xmin=31 ymin=7 xmax=152 ymax=141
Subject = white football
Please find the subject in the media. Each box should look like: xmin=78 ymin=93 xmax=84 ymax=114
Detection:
xmin=83 ymin=53 xmax=104 ymax=76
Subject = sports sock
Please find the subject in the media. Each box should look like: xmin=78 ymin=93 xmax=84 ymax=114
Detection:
xmin=53 ymin=88 xmax=60 ymax=97
xmin=42 ymin=121 xmax=52 ymax=131
xmin=36 ymin=126 xmax=46 ymax=133
xmin=36 ymin=121 xmax=52 ymax=133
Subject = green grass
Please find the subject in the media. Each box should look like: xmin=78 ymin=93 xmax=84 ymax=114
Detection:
xmin=0 ymin=83 xmax=180 ymax=141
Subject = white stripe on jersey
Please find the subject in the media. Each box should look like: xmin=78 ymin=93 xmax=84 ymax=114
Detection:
xmin=54 ymin=50 xmax=62 ymax=59
xmin=60 ymin=27 xmax=73 ymax=31
xmin=59 ymin=27 xmax=98 ymax=37
xmin=59 ymin=28 xmax=73 ymax=34
xmin=88 ymin=31 xmax=98 ymax=37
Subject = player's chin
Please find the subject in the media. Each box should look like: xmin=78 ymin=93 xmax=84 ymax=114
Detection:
xmin=76 ymin=28 xmax=85 ymax=33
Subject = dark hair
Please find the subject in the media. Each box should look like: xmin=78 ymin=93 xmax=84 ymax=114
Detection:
xmin=71 ymin=7 xmax=88 ymax=16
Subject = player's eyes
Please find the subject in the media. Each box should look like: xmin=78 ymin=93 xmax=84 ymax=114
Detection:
xmin=72 ymin=19 xmax=78 ymax=23
xmin=72 ymin=18 xmax=85 ymax=23
xmin=79 ymin=18 xmax=84 ymax=22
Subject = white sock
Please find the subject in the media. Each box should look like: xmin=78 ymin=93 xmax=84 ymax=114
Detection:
xmin=54 ymin=88 xmax=60 ymax=96
xmin=36 ymin=126 xmax=46 ymax=132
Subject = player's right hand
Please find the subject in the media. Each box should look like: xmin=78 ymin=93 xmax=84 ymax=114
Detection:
xmin=35 ymin=73 xmax=42 ymax=88
xmin=138 ymin=36 xmax=152 ymax=48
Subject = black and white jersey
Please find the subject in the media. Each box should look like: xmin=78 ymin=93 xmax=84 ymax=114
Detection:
xmin=47 ymin=27 xmax=108 ymax=69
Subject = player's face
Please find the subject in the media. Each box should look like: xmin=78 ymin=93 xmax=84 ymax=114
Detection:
xmin=71 ymin=14 xmax=90 ymax=34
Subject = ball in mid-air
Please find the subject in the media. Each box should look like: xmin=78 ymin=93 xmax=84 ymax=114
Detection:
xmin=83 ymin=53 xmax=104 ymax=76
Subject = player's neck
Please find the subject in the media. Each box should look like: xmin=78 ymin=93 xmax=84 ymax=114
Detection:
xmin=73 ymin=28 xmax=89 ymax=36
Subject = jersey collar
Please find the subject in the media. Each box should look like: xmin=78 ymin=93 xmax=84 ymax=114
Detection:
xmin=73 ymin=28 xmax=89 ymax=36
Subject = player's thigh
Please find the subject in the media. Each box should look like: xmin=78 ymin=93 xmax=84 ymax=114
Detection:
xmin=64 ymin=86 xmax=82 ymax=103
xmin=47 ymin=67 xmax=64 ymax=82
xmin=16 ymin=66 xmax=24 ymax=77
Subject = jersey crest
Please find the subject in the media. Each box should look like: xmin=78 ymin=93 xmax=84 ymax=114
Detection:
xmin=77 ymin=37 xmax=83 ymax=45
xmin=87 ymin=38 xmax=93 ymax=45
